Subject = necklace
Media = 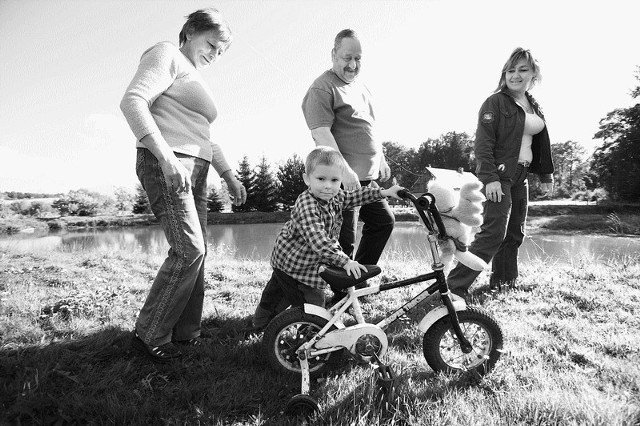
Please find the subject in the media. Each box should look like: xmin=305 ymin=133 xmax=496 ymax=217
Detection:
xmin=515 ymin=98 xmax=534 ymax=114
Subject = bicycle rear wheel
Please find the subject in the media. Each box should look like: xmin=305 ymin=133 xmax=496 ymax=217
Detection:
xmin=263 ymin=307 xmax=342 ymax=377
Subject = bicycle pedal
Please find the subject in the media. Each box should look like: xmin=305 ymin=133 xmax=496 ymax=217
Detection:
xmin=375 ymin=363 xmax=396 ymax=382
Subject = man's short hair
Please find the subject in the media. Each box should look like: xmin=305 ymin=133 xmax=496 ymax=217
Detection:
xmin=334 ymin=29 xmax=359 ymax=51
xmin=305 ymin=146 xmax=346 ymax=174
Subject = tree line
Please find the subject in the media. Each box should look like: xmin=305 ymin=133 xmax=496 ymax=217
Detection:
xmin=2 ymin=68 xmax=638 ymax=218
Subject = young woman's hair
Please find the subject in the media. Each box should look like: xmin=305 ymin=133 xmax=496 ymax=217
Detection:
xmin=305 ymin=146 xmax=347 ymax=174
xmin=179 ymin=8 xmax=233 ymax=51
xmin=494 ymin=47 xmax=542 ymax=93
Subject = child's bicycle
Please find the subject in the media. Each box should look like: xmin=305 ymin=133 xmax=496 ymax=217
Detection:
xmin=262 ymin=188 xmax=503 ymax=416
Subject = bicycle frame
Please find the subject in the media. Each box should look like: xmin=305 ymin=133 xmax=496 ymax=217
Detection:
xmin=297 ymin=190 xmax=474 ymax=361
xmin=288 ymin=189 xmax=479 ymax=398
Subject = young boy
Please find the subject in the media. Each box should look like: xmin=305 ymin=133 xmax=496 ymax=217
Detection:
xmin=252 ymin=146 xmax=402 ymax=330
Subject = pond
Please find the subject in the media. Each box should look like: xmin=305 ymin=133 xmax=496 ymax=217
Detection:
xmin=2 ymin=223 xmax=639 ymax=264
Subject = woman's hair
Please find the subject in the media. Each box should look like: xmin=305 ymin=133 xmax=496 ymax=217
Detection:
xmin=494 ymin=47 xmax=542 ymax=93
xmin=179 ymin=8 xmax=232 ymax=51
xmin=305 ymin=146 xmax=347 ymax=174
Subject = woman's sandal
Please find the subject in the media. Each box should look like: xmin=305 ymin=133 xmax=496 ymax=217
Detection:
xmin=132 ymin=331 xmax=182 ymax=362
xmin=174 ymin=337 xmax=204 ymax=347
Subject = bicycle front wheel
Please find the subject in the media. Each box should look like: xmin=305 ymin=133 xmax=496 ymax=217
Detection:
xmin=422 ymin=306 xmax=503 ymax=375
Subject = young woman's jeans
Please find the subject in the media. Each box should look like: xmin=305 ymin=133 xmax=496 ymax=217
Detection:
xmin=135 ymin=148 xmax=210 ymax=346
xmin=448 ymin=164 xmax=529 ymax=292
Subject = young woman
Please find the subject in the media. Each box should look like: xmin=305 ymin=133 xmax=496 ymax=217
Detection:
xmin=448 ymin=47 xmax=554 ymax=298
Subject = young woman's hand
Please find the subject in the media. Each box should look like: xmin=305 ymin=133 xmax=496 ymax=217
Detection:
xmin=343 ymin=260 xmax=367 ymax=279
xmin=485 ymin=181 xmax=504 ymax=203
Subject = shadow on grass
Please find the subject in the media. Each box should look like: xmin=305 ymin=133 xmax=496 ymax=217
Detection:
xmin=2 ymin=296 xmax=504 ymax=425
xmin=318 ymin=360 xmax=493 ymax=425
xmin=0 ymin=315 xmax=307 ymax=425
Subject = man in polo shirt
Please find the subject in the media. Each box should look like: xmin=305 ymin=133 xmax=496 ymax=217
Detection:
xmin=301 ymin=29 xmax=394 ymax=293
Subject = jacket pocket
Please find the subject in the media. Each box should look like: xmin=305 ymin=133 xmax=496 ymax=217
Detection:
xmin=499 ymin=107 xmax=517 ymax=131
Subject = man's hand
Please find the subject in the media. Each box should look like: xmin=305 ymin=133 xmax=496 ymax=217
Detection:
xmin=379 ymin=156 xmax=391 ymax=182
xmin=343 ymin=260 xmax=367 ymax=279
xmin=343 ymin=168 xmax=361 ymax=192
xmin=485 ymin=181 xmax=504 ymax=203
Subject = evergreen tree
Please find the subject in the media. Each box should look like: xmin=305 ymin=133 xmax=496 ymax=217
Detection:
xmin=207 ymin=186 xmax=225 ymax=212
xmin=252 ymin=155 xmax=279 ymax=212
xmin=132 ymin=183 xmax=152 ymax=214
xmin=232 ymin=155 xmax=256 ymax=212
xmin=277 ymin=154 xmax=306 ymax=210
xmin=218 ymin=180 xmax=232 ymax=212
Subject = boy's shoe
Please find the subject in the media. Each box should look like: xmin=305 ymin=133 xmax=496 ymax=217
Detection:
xmin=132 ymin=331 xmax=182 ymax=363
xmin=450 ymin=287 xmax=470 ymax=303
xmin=252 ymin=306 xmax=274 ymax=331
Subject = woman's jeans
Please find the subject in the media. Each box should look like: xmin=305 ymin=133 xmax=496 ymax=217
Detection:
xmin=135 ymin=148 xmax=210 ymax=346
xmin=448 ymin=164 xmax=529 ymax=292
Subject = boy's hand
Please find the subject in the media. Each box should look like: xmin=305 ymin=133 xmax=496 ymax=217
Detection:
xmin=380 ymin=184 xmax=404 ymax=200
xmin=343 ymin=260 xmax=367 ymax=279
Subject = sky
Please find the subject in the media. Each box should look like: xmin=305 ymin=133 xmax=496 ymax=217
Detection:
xmin=1 ymin=0 xmax=639 ymax=195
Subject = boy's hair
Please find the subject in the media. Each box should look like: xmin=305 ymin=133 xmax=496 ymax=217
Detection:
xmin=305 ymin=146 xmax=346 ymax=174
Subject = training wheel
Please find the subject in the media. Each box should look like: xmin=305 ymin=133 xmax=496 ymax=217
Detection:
xmin=284 ymin=394 xmax=320 ymax=417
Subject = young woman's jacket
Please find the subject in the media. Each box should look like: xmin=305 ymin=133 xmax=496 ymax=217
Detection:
xmin=474 ymin=89 xmax=554 ymax=185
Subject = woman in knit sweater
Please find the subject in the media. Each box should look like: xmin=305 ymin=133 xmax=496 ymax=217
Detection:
xmin=120 ymin=8 xmax=246 ymax=362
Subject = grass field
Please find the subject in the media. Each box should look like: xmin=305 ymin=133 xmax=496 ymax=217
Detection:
xmin=1 ymin=243 xmax=639 ymax=425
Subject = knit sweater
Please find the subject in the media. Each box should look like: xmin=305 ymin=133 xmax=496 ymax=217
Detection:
xmin=120 ymin=42 xmax=231 ymax=175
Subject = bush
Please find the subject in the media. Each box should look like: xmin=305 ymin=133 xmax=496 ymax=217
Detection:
xmin=52 ymin=190 xmax=102 ymax=216
xmin=571 ymin=188 xmax=609 ymax=203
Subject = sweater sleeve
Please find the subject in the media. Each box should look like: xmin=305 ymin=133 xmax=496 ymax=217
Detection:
xmin=210 ymin=142 xmax=232 ymax=176
xmin=120 ymin=43 xmax=179 ymax=141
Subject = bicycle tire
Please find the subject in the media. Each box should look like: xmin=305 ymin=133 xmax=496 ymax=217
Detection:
xmin=422 ymin=306 xmax=503 ymax=375
xmin=263 ymin=307 xmax=342 ymax=377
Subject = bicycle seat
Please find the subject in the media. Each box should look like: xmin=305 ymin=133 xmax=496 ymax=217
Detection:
xmin=318 ymin=265 xmax=382 ymax=290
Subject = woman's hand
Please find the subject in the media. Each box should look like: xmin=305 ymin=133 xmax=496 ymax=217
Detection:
xmin=222 ymin=172 xmax=246 ymax=206
xmin=485 ymin=181 xmax=504 ymax=203
xmin=160 ymin=155 xmax=191 ymax=194
xmin=343 ymin=260 xmax=367 ymax=279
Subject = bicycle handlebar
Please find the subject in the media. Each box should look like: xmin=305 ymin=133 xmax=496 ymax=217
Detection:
xmin=397 ymin=188 xmax=448 ymax=238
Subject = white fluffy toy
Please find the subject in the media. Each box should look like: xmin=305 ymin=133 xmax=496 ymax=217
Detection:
xmin=426 ymin=177 xmax=488 ymax=272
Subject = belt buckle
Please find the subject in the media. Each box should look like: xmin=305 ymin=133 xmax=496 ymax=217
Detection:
xmin=518 ymin=160 xmax=530 ymax=167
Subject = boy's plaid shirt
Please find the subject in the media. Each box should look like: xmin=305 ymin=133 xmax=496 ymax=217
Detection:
xmin=271 ymin=186 xmax=383 ymax=289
